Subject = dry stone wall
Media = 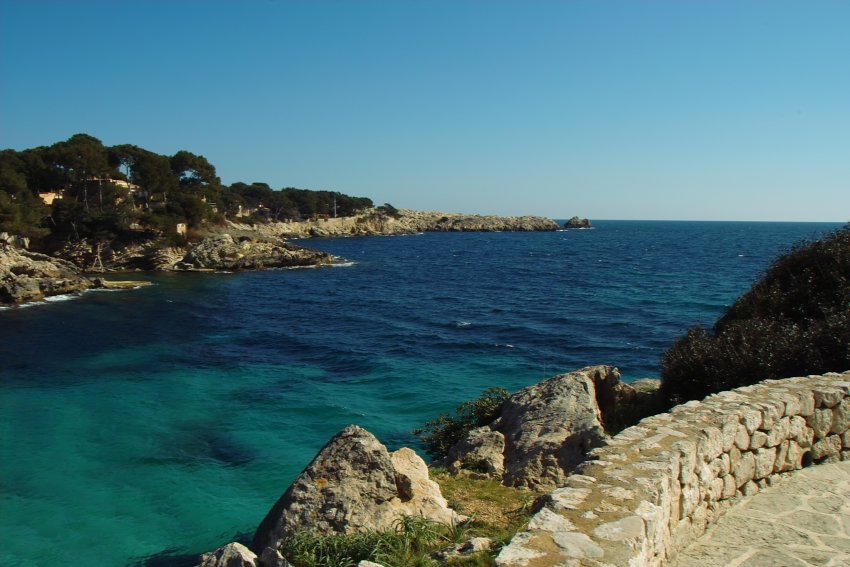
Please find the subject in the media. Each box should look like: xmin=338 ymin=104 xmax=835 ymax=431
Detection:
xmin=496 ymin=371 xmax=850 ymax=567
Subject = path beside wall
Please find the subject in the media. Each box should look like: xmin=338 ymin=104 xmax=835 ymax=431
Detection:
xmin=496 ymin=371 xmax=850 ymax=567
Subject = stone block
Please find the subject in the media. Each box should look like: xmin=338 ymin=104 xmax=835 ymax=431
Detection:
xmin=734 ymin=424 xmax=750 ymax=450
xmin=696 ymin=427 xmax=723 ymax=462
xmin=759 ymin=400 xmax=784 ymax=429
xmin=811 ymin=435 xmax=842 ymax=461
xmin=721 ymin=474 xmax=737 ymax=499
xmin=842 ymin=450 xmax=850 ymax=462
xmin=766 ymin=416 xmax=790 ymax=447
xmin=729 ymin=445 xmax=741 ymax=470
xmin=697 ymin=461 xmax=714 ymax=492
xmin=819 ymin=453 xmax=841 ymax=464
xmin=740 ymin=408 xmax=762 ymax=434
xmin=830 ymin=398 xmax=850 ymax=434
xmin=733 ymin=451 xmax=755 ymax=488
xmin=775 ymin=440 xmax=789 ymax=474
xmin=813 ymin=387 xmax=843 ymax=408
xmin=721 ymin=418 xmax=738 ymax=452
xmin=798 ymin=425 xmax=815 ymax=448
xmin=741 ymin=480 xmax=760 ymax=496
xmin=708 ymin=477 xmax=724 ymax=502
xmin=843 ymin=430 xmax=850 ymax=448
xmin=750 ymin=431 xmax=768 ymax=449
xmin=783 ymin=440 xmax=804 ymax=471
xmin=788 ymin=415 xmax=806 ymax=440
xmin=780 ymin=392 xmax=801 ymax=417
xmin=680 ymin=483 xmax=700 ymax=519
xmin=673 ymin=440 xmax=697 ymax=484
xmin=807 ymin=408 xmax=833 ymax=439
xmin=754 ymin=446 xmax=777 ymax=479
xmin=797 ymin=390 xmax=816 ymax=416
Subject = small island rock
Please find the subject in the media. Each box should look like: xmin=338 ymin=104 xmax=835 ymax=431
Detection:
xmin=564 ymin=216 xmax=591 ymax=229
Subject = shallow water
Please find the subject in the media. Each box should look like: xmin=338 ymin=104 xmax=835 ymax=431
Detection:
xmin=0 ymin=220 xmax=841 ymax=565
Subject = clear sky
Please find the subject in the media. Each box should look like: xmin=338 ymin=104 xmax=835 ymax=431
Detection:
xmin=1 ymin=0 xmax=848 ymax=221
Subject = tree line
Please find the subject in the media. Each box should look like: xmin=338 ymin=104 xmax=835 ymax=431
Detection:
xmin=0 ymin=133 xmax=373 ymax=246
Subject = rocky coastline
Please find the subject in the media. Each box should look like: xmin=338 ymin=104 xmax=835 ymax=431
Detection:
xmin=194 ymin=366 xmax=662 ymax=567
xmin=1 ymin=209 xmax=559 ymax=306
xmin=0 ymin=234 xmax=334 ymax=305
xmin=222 ymin=209 xmax=560 ymax=239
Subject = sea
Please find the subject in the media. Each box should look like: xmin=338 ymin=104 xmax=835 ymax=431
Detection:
xmin=0 ymin=220 xmax=843 ymax=566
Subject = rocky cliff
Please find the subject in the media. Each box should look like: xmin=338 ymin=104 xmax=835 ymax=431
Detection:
xmin=0 ymin=244 xmax=94 ymax=304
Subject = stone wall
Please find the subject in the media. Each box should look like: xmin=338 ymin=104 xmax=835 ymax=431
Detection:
xmin=496 ymin=371 xmax=850 ymax=567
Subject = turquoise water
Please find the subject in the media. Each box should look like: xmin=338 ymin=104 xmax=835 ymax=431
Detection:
xmin=0 ymin=221 xmax=842 ymax=565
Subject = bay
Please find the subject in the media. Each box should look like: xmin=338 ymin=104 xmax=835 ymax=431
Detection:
xmin=0 ymin=220 xmax=842 ymax=566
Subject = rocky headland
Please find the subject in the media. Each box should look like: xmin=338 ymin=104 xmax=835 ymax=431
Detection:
xmin=222 ymin=209 xmax=560 ymax=240
xmin=0 ymin=234 xmax=333 ymax=305
xmin=0 ymin=244 xmax=97 ymax=304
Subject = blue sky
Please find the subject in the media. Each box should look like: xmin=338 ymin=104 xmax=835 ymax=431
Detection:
xmin=1 ymin=0 xmax=848 ymax=221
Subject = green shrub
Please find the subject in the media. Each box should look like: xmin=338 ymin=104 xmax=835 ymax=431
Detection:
xmin=279 ymin=516 xmax=461 ymax=567
xmin=414 ymin=388 xmax=510 ymax=460
xmin=661 ymin=224 xmax=850 ymax=404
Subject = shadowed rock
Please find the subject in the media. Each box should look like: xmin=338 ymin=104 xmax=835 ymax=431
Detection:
xmin=440 ymin=366 xmax=651 ymax=490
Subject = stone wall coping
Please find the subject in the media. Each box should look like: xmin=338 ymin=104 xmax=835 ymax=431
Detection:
xmin=496 ymin=371 xmax=850 ymax=567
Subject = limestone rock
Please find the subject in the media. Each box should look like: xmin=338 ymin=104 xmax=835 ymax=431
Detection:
xmin=435 ymin=426 xmax=506 ymax=478
xmin=433 ymin=537 xmax=493 ymax=561
xmin=223 ymin=209 xmax=559 ymax=240
xmin=495 ymin=366 xmax=616 ymax=490
xmin=251 ymin=425 xmax=460 ymax=553
xmin=0 ymin=246 xmax=93 ymax=304
xmin=197 ymin=543 xmax=257 ymax=567
xmin=564 ymin=216 xmax=592 ymax=229
xmin=181 ymin=234 xmax=332 ymax=271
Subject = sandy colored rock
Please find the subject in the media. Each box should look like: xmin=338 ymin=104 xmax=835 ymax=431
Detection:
xmin=251 ymin=425 xmax=460 ymax=553
xmin=180 ymin=234 xmax=332 ymax=270
xmin=435 ymin=426 xmax=506 ymax=478
xmin=196 ymin=543 xmax=257 ymax=567
xmin=494 ymin=366 xmax=615 ymax=490
xmin=0 ymin=245 xmax=94 ymax=304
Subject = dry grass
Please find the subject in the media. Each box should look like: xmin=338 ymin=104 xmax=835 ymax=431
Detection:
xmin=432 ymin=469 xmax=532 ymax=534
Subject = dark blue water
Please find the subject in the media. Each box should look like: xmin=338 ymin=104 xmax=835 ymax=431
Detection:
xmin=0 ymin=220 xmax=841 ymax=565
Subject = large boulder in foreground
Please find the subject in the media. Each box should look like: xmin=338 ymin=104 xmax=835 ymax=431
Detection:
xmin=496 ymin=366 xmax=615 ymax=490
xmin=440 ymin=366 xmax=657 ymax=491
xmin=251 ymin=425 xmax=461 ymax=553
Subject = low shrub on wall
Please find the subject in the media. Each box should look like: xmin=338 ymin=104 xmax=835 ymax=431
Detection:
xmin=662 ymin=224 xmax=850 ymax=404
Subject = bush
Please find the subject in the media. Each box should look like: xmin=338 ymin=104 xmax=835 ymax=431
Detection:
xmin=661 ymin=224 xmax=850 ymax=404
xmin=414 ymin=388 xmax=510 ymax=459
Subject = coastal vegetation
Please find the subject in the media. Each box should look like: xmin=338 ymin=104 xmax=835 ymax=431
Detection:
xmin=661 ymin=224 xmax=850 ymax=404
xmin=414 ymin=388 xmax=510 ymax=460
xmin=277 ymin=475 xmax=530 ymax=567
xmin=0 ymin=134 xmax=373 ymax=248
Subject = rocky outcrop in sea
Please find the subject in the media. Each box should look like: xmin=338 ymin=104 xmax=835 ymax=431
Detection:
xmin=563 ymin=216 xmax=591 ymax=229
xmin=1 ymin=244 xmax=94 ymax=304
